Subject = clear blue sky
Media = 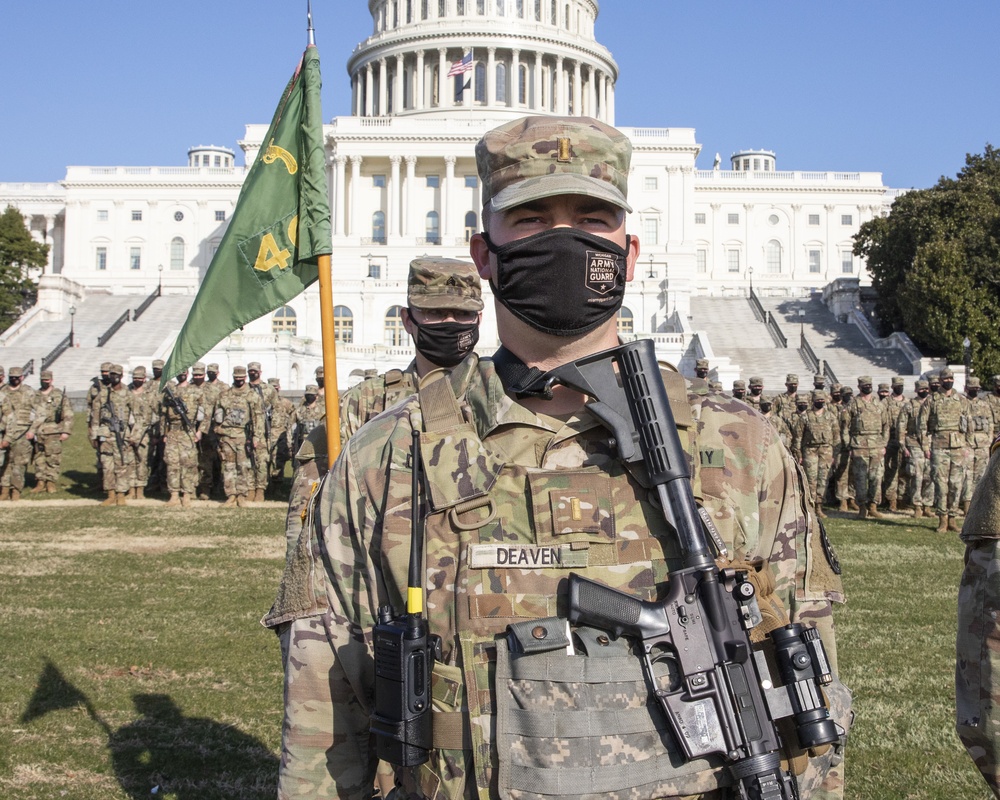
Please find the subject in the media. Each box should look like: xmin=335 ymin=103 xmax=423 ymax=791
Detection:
xmin=2 ymin=1 xmax=996 ymax=189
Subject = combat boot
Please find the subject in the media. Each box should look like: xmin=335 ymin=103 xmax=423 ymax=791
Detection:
xmin=237 ymin=494 xmax=249 ymax=507
xmin=838 ymin=498 xmax=848 ymax=512
xmin=847 ymin=498 xmax=860 ymax=512
xmin=888 ymin=497 xmax=898 ymax=512
xmin=116 ymin=492 xmax=128 ymax=506
xmin=165 ymin=492 xmax=180 ymax=507
xmin=867 ymin=503 xmax=882 ymax=519
xmin=912 ymin=505 xmax=922 ymax=519
xmin=180 ymin=493 xmax=190 ymax=508
xmin=197 ymin=485 xmax=210 ymax=501
xmin=256 ymin=488 xmax=266 ymax=502
xmin=948 ymin=516 xmax=962 ymax=533
xmin=858 ymin=504 xmax=867 ymax=520
xmin=961 ymin=500 xmax=970 ymax=515
xmin=135 ymin=486 xmax=144 ymax=500
xmin=100 ymin=490 xmax=117 ymax=506
xmin=0 ymin=488 xmax=9 ymax=501
xmin=223 ymin=495 xmax=238 ymax=507
xmin=10 ymin=488 xmax=20 ymax=502
xmin=924 ymin=507 xmax=936 ymax=518
xmin=936 ymin=515 xmax=948 ymax=533
xmin=816 ymin=506 xmax=827 ymax=519
xmin=29 ymin=482 xmax=46 ymax=494
xmin=46 ymin=481 xmax=57 ymax=493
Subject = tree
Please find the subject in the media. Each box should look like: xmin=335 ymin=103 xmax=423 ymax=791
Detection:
xmin=854 ymin=144 xmax=1000 ymax=376
xmin=0 ymin=205 xmax=46 ymax=327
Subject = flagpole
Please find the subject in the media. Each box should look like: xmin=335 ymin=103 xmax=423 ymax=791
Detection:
xmin=318 ymin=253 xmax=341 ymax=466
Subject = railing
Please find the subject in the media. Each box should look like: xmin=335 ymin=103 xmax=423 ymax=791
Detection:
xmin=97 ymin=310 xmax=130 ymax=347
xmin=764 ymin=311 xmax=787 ymax=348
xmin=22 ymin=359 xmax=34 ymax=377
xmin=800 ymin=333 xmax=820 ymax=373
xmin=823 ymin=360 xmax=839 ymax=385
xmin=360 ymin=236 xmax=387 ymax=246
xmin=415 ymin=236 xmax=441 ymax=246
xmin=132 ymin=284 xmax=161 ymax=321
xmin=41 ymin=334 xmax=72 ymax=372
xmin=747 ymin=286 xmax=765 ymax=323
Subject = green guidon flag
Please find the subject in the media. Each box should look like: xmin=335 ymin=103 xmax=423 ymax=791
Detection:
xmin=162 ymin=45 xmax=332 ymax=380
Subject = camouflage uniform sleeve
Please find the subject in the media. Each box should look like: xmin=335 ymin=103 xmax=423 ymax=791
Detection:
xmin=957 ymin=448 xmax=1000 ymax=796
xmin=339 ymin=384 xmax=363 ymax=446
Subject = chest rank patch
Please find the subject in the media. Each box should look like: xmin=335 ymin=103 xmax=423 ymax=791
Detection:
xmin=469 ymin=543 xmax=588 ymax=569
xmin=585 ymin=250 xmax=621 ymax=296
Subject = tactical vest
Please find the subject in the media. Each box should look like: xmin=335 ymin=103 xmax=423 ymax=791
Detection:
xmin=849 ymin=397 xmax=884 ymax=449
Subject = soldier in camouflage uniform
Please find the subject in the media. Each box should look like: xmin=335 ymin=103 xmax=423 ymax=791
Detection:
xmin=86 ymin=362 xmax=113 ymax=489
xmin=831 ymin=386 xmax=857 ymax=512
xmin=812 ymin=374 xmax=826 ymax=393
xmin=731 ymin=379 xmax=747 ymax=401
xmin=29 ymin=369 xmax=72 ymax=494
xmin=920 ymin=366 xmax=972 ymax=532
xmin=694 ymin=357 xmax=709 ymax=380
xmin=799 ymin=390 xmax=837 ymax=518
xmin=268 ymin=377 xmax=295 ymax=481
xmin=197 ymin=363 xmax=228 ymax=499
xmin=90 ymin=364 xmax=134 ymax=506
xmin=290 ymin=385 xmax=324 ymax=469
xmin=772 ymin=372 xmax=799 ymax=419
xmin=314 ymin=364 xmax=325 ymax=398
xmin=987 ymin=375 xmax=1000 ymax=425
xmin=787 ymin=391 xmax=811 ymax=463
xmin=897 ymin=379 xmax=933 ymax=518
xmin=745 ymin=375 xmax=764 ymax=410
xmin=964 ymin=377 xmax=994 ymax=514
xmin=247 ymin=361 xmax=276 ymax=501
xmin=0 ymin=366 xmax=37 ymax=500
xmin=126 ymin=366 xmax=156 ymax=499
xmin=760 ymin=395 xmax=794 ymax=452
xmin=881 ymin=376 xmax=907 ymax=511
xmin=847 ymin=376 xmax=888 ymax=520
xmin=212 ymin=365 xmax=264 ymax=506
xmin=266 ymin=115 xmax=849 ymax=800
xmin=928 ymin=370 xmax=941 ymax=396
xmin=956 ymin=439 xmax=1000 ymax=796
xmin=709 ymin=379 xmax=724 ymax=393
xmin=160 ymin=366 xmax=204 ymax=507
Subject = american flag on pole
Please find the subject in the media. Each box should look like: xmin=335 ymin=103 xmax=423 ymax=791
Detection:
xmin=447 ymin=52 xmax=474 ymax=77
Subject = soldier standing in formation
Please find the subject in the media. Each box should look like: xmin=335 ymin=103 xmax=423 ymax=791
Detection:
xmin=897 ymin=379 xmax=933 ymax=518
xmin=212 ymin=365 xmax=263 ymax=507
xmin=694 ymin=357 xmax=709 ymax=380
xmin=160 ymin=366 xmax=204 ymax=507
xmin=267 ymin=377 xmax=295 ymax=483
xmin=289 ymin=385 xmax=324 ymax=469
xmin=798 ymin=390 xmax=837 ymax=518
xmin=731 ymin=379 xmax=747 ymax=402
xmin=126 ymin=366 xmax=156 ymax=500
xmin=760 ymin=395 xmax=793 ymax=450
xmin=745 ymin=375 xmax=764 ymax=409
xmin=198 ymin=363 xmax=228 ymax=499
xmin=247 ymin=362 xmax=276 ymax=501
xmin=90 ymin=364 xmax=134 ymax=506
xmin=881 ymin=376 xmax=908 ymax=512
xmin=964 ymin=376 xmax=994 ymax=515
xmin=920 ymin=366 xmax=971 ymax=532
xmin=772 ymin=372 xmax=799 ymax=418
xmin=0 ymin=366 xmax=37 ymax=500
xmin=29 ymin=369 xmax=72 ymax=494
xmin=847 ymin=375 xmax=888 ymax=519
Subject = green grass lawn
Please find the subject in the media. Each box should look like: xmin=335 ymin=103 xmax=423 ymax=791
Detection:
xmin=0 ymin=427 xmax=990 ymax=797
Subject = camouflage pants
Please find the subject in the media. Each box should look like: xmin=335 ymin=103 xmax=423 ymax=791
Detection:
xmin=198 ymin=432 xmax=222 ymax=494
xmin=931 ymin=446 xmax=969 ymax=516
xmin=254 ymin=442 xmax=271 ymax=491
xmin=851 ymin=448 xmax=884 ymax=506
xmin=98 ymin=439 xmax=134 ymax=494
xmin=164 ymin=430 xmax=199 ymax=495
xmin=957 ymin=537 xmax=1000 ymax=796
xmin=964 ymin=446 xmax=992 ymax=503
xmin=903 ymin=444 xmax=931 ymax=507
xmin=882 ymin=441 xmax=902 ymax=504
xmin=270 ymin=430 xmax=290 ymax=479
xmin=32 ymin=434 xmax=64 ymax=484
xmin=830 ymin=445 xmax=853 ymax=502
xmin=0 ymin=436 xmax=34 ymax=490
xmin=219 ymin=435 xmax=251 ymax=498
xmin=131 ymin=440 xmax=150 ymax=489
xmin=803 ymin=445 xmax=833 ymax=508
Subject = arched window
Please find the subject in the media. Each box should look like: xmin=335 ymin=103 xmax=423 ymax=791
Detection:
xmin=766 ymin=240 xmax=783 ymax=273
xmin=617 ymin=307 xmax=634 ymax=336
xmin=474 ymin=62 xmax=486 ymax=103
xmin=170 ymin=236 xmax=185 ymax=270
xmin=550 ymin=0 xmax=556 ymax=23
xmin=464 ymin=211 xmax=478 ymax=242
xmin=372 ymin=210 xmax=386 ymax=244
xmin=425 ymin=211 xmax=440 ymax=245
xmin=384 ymin=305 xmax=409 ymax=346
xmin=334 ymin=305 xmax=353 ymax=343
xmin=496 ymin=63 xmax=507 ymax=104
xmin=272 ymin=305 xmax=297 ymax=335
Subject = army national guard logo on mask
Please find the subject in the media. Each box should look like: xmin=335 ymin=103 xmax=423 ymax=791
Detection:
xmin=585 ymin=249 xmax=622 ymax=296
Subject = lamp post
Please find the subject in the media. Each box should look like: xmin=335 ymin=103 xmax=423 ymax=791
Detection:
xmin=158 ymin=263 xmax=163 ymax=296
xmin=647 ymin=254 xmax=655 ymax=279
xmin=964 ymin=336 xmax=972 ymax=379
xmin=69 ymin=305 xmax=76 ymax=347
xmin=748 ymin=266 xmax=754 ymax=294
xmin=798 ymin=308 xmax=805 ymax=337
xmin=365 ymin=253 xmax=378 ymax=279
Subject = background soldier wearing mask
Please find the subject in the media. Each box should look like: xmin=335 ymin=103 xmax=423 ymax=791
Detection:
xmin=832 ymin=386 xmax=857 ymax=512
xmin=87 ymin=362 xmax=112 ymax=489
xmin=848 ymin=375 xmax=889 ymax=520
xmin=146 ymin=358 xmax=167 ymax=491
xmin=693 ymin=357 xmax=709 ymax=380
xmin=211 ymin=365 xmax=263 ymax=507
xmin=246 ymin=361 xmax=276 ymax=501
xmin=773 ymin=372 xmax=799 ymax=419
xmin=987 ymin=374 xmax=1000 ymax=424
xmin=760 ymin=395 xmax=793 ymax=451
xmin=30 ymin=369 xmax=72 ymax=494
xmin=746 ymin=375 xmax=764 ymax=409
xmin=126 ymin=366 xmax=156 ymax=500
xmin=160 ymin=367 xmax=203 ymax=507
xmin=198 ymin=362 xmax=228 ymax=499
xmin=881 ymin=376 xmax=907 ymax=512
xmin=267 ymin=115 xmax=849 ymax=799
xmin=0 ymin=366 xmax=37 ymax=500
xmin=799 ymin=390 xmax=837 ymax=518
xmin=289 ymin=385 xmax=324 ymax=469
xmin=731 ymin=378 xmax=747 ymax=402
xmin=964 ymin=376 xmax=994 ymax=514
xmin=267 ymin=377 xmax=295 ymax=483
xmin=920 ymin=366 xmax=972 ymax=532
xmin=788 ymin=391 xmax=811 ymax=463
xmin=898 ymin=379 xmax=933 ymax=518
xmin=90 ymin=364 xmax=134 ymax=506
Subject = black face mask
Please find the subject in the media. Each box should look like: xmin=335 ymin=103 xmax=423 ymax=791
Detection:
xmin=917 ymin=390 xmax=929 ymax=398
xmin=760 ymin=405 xmax=772 ymax=413
xmin=9 ymin=377 xmax=21 ymax=388
xmin=859 ymin=385 xmax=872 ymax=395
xmin=942 ymin=380 xmax=954 ymax=391
xmin=969 ymin=389 xmax=979 ymax=398
xmin=483 ymin=228 xmax=629 ymax=336
xmin=893 ymin=386 xmax=904 ymax=396
xmin=41 ymin=381 xmax=51 ymax=391
xmin=304 ymin=394 xmax=317 ymax=404
xmin=796 ymin=404 xmax=808 ymax=412
xmin=750 ymin=387 xmax=762 ymax=396
xmin=109 ymin=375 xmax=122 ymax=387
xmin=411 ymin=318 xmax=479 ymax=369
xmin=233 ymin=378 xmax=245 ymax=388
xmin=733 ymin=390 xmax=746 ymax=399
xmin=101 ymin=374 xmax=111 ymax=385
xmin=207 ymin=372 xmax=218 ymax=382
xmin=814 ymin=402 xmax=826 ymax=411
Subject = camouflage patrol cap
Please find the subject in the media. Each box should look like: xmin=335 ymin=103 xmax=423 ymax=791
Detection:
xmin=785 ymin=374 xmax=799 ymax=384
xmin=878 ymin=383 xmax=890 ymax=392
xmin=841 ymin=386 xmax=854 ymax=397
xmin=267 ymin=377 xmax=280 ymax=387
xmin=968 ymin=377 xmax=982 ymax=389
xmin=133 ymin=366 xmax=147 ymax=378
xmin=247 ymin=361 xmax=262 ymax=372
xmin=407 ymin=258 xmax=484 ymax=312
xmin=695 ymin=358 xmax=709 ymax=369
xmin=109 ymin=364 xmax=123 ymax=375
xmin=759 ymin=395 xmax=773 ymax=407
xmin=892 ymin=376 xmax=904 ymax=387
xmin=709 ymin=381 xmax=723 ymax=392
xmin=152 ymin=359 xmax=164 ymax=369
xmin=476 ymin=116 xmax=633 ymax=213
xmin=796 ymin=391 xmax=811 ymax=403
xmin=858 ymin=375 xmax=872 ymax=385
xmin=233 ymin=365 xmax=247 ymax=377
xmin=813 ymin=390 xmax=828 ymax=402
xmin=207 ymin=363 xmax=220 ymax=372
xmin=928 ymin=371 xmax=940 ymax=383
xmin=40 ymin=369 xmax=53 ymax=380
xmin=813 ymin=374 xmax=825 ymax=387
xmin=8 ymin=366 xmax=23 ymax=377
xmin=364 ymin=368 xmax=378 ymax=379
xmin=733 ymin=380 xmax=746 ymax=390
xmin=315 ymin=366 xmax=324 ymax=377
xmin=940 ymin=367 xmax=954 ymax=379
xmin=749 ymin=376 xmax=763 ymax=386
xmin=305 ymin=384 xmax=319 ymax=394
xmin=101 ymin=362 xmax=113 ymax=372
xmin=915 ymin=379 xmax=929 ymax=390
xmin=831 ymin=383 xmax=842 ymax=392
xmin=191 ymin=362 xmax=206 ymax=376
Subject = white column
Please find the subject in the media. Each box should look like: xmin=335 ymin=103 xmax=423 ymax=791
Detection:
xmin=438 ymin=48 xmax=448 ymax=108
xmin=416 ymin=50 xmax=425 ymax=110
xmin=511 ymin=49 xmax=520 ymax=107
xmin=332 ymin=156 xmax=346 ymax=236
xmin=601 ymin=73 xmax=609 ymax=122
xmin=608 ymin=78 xmax=615 ymax=124
xmin=587 ymin=66 xmax=596 ymax=117
xmin=534 ymin=51 xmax=543 ymax=110
xmin=389 ymin=155 xmax=402 ymax=237
xmin=487 ymin=47 xmax=496 ymax=106
xmin=351 ymin=73 xmax=358 ymax=116
xmin=443 ymin=155 xmax=456 ymax=238
xmin=555 ymin=56 xmax=564 ymax=113
xmin=394 ymin=53 xmax=404 ymax=112
xmin=572 ymin=60 xmax=581 ymax=116
xmin=404 ymin=155 xmax=417 ymax=236
xmin=44 ymin=214 xmax=56 ymax=272
xmin=348 ymin=155 xmax=362 ymax=236
xmin=378 ymin=58 xmax=387 ymax=115
xmin=365 ymin=63 xmax=374 ymax=116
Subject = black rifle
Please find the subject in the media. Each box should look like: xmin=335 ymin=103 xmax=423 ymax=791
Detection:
xmin=101 ymin=387 xmax=127 ymax=463
xmin=251 ymin=383 xmax=273 ymax=444
xmin=55 ymin=387 xmax=67 ymax=424
xmin=244 ymin=422 xmax=258 ymax=474
xmin=531 ymin=339 xmax=841 ymax=800
xmin=162 ymin=385 xmax=193 ymax=436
